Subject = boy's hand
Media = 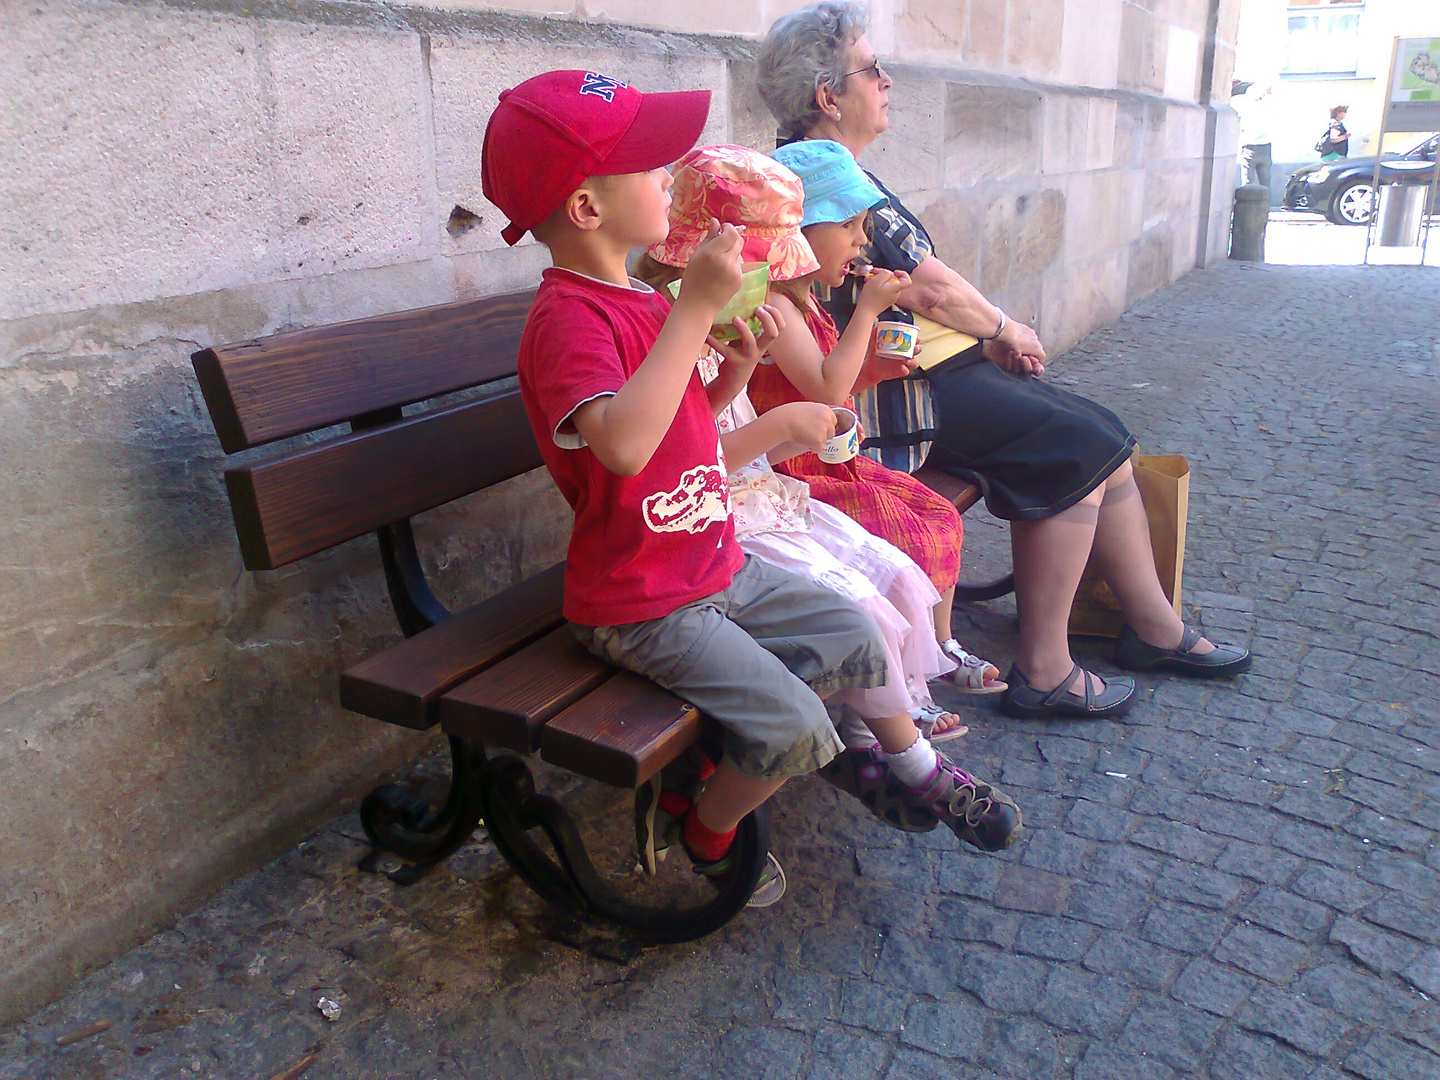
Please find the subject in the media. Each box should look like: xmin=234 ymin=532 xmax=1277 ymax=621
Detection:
xmin=676 ymin=219 xmax=745 ymax=315
xmin=856 ymin=268 xmax=912 ymax=317
xmin=706 ymin=302 xmax=785 ymax=374
xmin=779 ymin=401 xmax=838 ymax=450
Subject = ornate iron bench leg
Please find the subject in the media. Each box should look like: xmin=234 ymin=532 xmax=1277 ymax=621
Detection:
xmin=476 ymin=754 xmax=771 ymax=944
xmin=952 ymin=572 xmax=1015 ymax=603
xmin=358 ymin=735 xmax=485 ymax=883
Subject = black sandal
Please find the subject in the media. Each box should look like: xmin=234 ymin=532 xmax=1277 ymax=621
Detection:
xmin=1115 ymin=624 xmax=1252 ymax=678
xmin=999 ymin=664 xmax=1136 ymax=719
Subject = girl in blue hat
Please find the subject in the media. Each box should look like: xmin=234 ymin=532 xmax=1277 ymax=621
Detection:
xmin=749 ymin=140 xmax=1005 ymax=695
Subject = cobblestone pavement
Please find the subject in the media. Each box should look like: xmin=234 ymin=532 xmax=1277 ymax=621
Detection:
xmin=4 ymin=260 xmax=1439 ymax=1080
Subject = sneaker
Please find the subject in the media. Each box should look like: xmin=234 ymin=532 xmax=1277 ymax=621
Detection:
xmin=689 ymin=845 xmax=788 ymax=908
xmin=908 ymin=755 xmax=1022 ymax=851
xmin=633 ymin=779 xmax=694 ymax=876
xmin=747 ymin=853 xmax=788 ymax=908
xmin=634 ymin=751 xmax=716 ymax=876
xmin=818 ymin=746 xmax=940 ymax=833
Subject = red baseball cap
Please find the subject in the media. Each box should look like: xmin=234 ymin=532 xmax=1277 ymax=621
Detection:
xmin=481 ymin=70 xmax=711 ymax=246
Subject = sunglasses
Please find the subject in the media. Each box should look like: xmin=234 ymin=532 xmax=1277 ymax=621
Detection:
xmin=842 ymin=59 xmax=887 ymax=82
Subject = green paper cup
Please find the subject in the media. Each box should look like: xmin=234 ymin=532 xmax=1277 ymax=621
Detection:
xmin=667 ymin=262 xmax=771 ymax=343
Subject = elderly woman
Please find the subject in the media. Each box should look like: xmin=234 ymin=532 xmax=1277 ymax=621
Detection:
xmin=756 ymin=1 xmax=1251 ymax=719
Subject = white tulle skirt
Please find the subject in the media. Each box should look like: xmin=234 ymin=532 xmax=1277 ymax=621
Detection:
xmin=739 ymin=499 xmax=955 ymax=741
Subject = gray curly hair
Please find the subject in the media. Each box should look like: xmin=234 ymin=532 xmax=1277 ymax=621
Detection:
xmin=756 ymin=1 xmax=870 ymax=139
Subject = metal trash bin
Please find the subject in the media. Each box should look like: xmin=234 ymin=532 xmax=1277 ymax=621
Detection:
xmin=1376 ymin=184 xmax=1425 ymax=247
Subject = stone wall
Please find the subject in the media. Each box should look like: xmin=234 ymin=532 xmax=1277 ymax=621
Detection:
xmin=0 ymin=0 xmax=1239 ymax=1025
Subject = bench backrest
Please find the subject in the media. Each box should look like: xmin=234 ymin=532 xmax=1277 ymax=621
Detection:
xmin=192 ymin=289 xmax=541 ymax=571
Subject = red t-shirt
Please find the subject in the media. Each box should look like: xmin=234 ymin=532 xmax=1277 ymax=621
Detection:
xmin=517 ymin=267 xmax=743 ymax=626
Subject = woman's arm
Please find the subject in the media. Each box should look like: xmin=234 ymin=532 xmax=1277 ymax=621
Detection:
xmin=897 ymin=254 xmax=1047 ymax=375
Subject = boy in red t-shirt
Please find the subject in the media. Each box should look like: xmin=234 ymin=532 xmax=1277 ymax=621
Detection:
xmin=480 ymin=70 xmax=919 ymax=904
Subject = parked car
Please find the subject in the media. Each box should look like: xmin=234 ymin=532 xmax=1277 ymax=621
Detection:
xmin=1282 ymin=132 xmax=1439 ymax=225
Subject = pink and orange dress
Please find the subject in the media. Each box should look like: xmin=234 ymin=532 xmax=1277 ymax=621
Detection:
xmin=747 ymin=299 xmax=963 ymax=594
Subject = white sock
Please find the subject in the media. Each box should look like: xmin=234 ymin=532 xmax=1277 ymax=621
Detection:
xmin=885 ymin=734 xmax=939 ymax=788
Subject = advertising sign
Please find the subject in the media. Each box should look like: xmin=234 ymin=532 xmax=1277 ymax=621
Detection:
xmin=1386 ymin=37 xmax=1440 ymax=131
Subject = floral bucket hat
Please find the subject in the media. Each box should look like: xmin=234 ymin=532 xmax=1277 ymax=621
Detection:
xmin=771 ymin=139 xmax=886 ymax=227
xmin=647 ymin=144 xmax=821 ymax=282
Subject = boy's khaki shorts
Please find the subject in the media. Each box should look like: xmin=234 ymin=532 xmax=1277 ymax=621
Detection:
xmin=572 ymin=556 xmax=888 ymax=781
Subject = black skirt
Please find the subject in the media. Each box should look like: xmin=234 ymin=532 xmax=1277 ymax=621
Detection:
xmin=923 ymin=346 xmax=1135 ymax=521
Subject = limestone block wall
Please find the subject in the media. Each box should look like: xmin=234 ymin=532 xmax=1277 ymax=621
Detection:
xmin=0 ymin=0 xmax=1238 ymax=1024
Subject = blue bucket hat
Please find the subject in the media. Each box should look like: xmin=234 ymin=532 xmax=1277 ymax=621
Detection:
xmin=772 ymin=140 xmax=886 ymax=228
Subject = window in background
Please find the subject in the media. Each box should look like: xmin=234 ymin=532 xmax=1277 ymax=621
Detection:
xmin=1283 ymin=0 xmax=1364 ymax=75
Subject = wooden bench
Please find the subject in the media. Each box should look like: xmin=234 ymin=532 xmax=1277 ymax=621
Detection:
xmin=191 ymin=286 xmax=1008 ymax=943
xmin=913 ymin=467 xmax=1014 ymax=603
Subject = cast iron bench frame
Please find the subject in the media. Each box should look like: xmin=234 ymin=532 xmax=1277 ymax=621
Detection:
xmin=191 ymin=286 xmax=1011 ymax=943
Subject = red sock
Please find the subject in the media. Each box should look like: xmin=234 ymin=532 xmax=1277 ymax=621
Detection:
xmin=658 ymin=790 xmax=691 ymax=820
xmin=683 ymin=807 xmax=736 ymax=863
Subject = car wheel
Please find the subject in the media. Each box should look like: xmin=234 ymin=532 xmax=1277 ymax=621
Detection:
xmin=1327 ymin=178 xmax=1375 ymax=225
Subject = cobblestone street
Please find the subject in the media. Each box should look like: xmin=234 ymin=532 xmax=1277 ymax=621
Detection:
xmin=3 ymin=258 xmax=1438 ymax=1080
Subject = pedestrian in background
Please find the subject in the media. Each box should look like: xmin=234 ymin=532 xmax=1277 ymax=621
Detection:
xmin=1317 ymin=105 xmax=1350 ymax=161
xmin=1233 ymin=81 xmax=1274 ymax=190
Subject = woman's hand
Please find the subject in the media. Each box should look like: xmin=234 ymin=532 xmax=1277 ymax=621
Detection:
xmin=984 ymin=337 xmax=1045 ymax=377
xmin=856 ymin=268 xmax=912 ymax=318
xmin=996 ymin=316 xmax=1045 ymax=366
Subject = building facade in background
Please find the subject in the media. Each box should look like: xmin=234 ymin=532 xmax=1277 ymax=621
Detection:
xmin=0 ymin=0 xmax=1240 ymax=1025
xmin=1235 ymin=0 xmax=1436 ymax=195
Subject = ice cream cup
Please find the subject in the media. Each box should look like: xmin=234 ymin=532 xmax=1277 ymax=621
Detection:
xmin=667 ymin=262 xmax=771 ymax=343
xmin=875 ymin=320 xmax=919 ymax=359
xmin=818 ymin=407 xmax=860 ymax=464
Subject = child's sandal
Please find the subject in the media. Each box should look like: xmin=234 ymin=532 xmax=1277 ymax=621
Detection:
xmin=939 ymin=639 xmax=1007 ymax=695
xmin=911 ymin=700 xmax=969 ymax=744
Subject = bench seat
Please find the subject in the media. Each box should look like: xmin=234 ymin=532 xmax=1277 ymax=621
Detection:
xmin=437 ymin=624 xmax=612 ymax=751
xmin=912 ymin=466 xmax=982 ymax=515
xmin=342 ymin=561 xmax=703 ymax=789
xmin=339 ymin=563 xmax=567 ymax=730
xmin=438 ymin=625 xmax=702 ymax=788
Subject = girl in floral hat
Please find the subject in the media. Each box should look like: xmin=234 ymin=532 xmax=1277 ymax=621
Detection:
xmin=649 ymin=141 xmax=1001 ymax=686
xmin=640 ymin=145 xmax=1018 ymax=846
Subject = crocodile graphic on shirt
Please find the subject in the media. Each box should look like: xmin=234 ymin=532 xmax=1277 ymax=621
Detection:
xmin=643 ymin=453 xmax=731 ymax=536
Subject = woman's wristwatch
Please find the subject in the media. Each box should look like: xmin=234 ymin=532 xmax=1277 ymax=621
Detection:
xmin=982 ymin=307 xmax=1007 ymax=341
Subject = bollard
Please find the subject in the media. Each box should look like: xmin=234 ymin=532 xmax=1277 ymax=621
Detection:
xmin=1229 ymin=183 xmax=1269 ymax=261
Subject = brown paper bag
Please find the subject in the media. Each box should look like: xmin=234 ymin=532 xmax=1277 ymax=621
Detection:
xmin=1068 ymin=454 xmax=1190 ymax=638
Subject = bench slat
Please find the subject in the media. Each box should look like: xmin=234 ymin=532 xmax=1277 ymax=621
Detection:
xmin=913 ymin=466 xmax=982 ymax=515
xmin=438 ymin=626 xmax=612 ymax=752
xmin=192 ymin=289 xmax=535 ymax=453
xmin=339 ymin=563 xmax=566 ymax=729
xmin=540 ymin=673 xmax=702 ymax=788
xmin=225 ymin=388 xmax=542 ymax=569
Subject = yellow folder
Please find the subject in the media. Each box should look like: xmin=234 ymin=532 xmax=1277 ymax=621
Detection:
xmin=909 ymin=313 xmax=980 ymax=371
